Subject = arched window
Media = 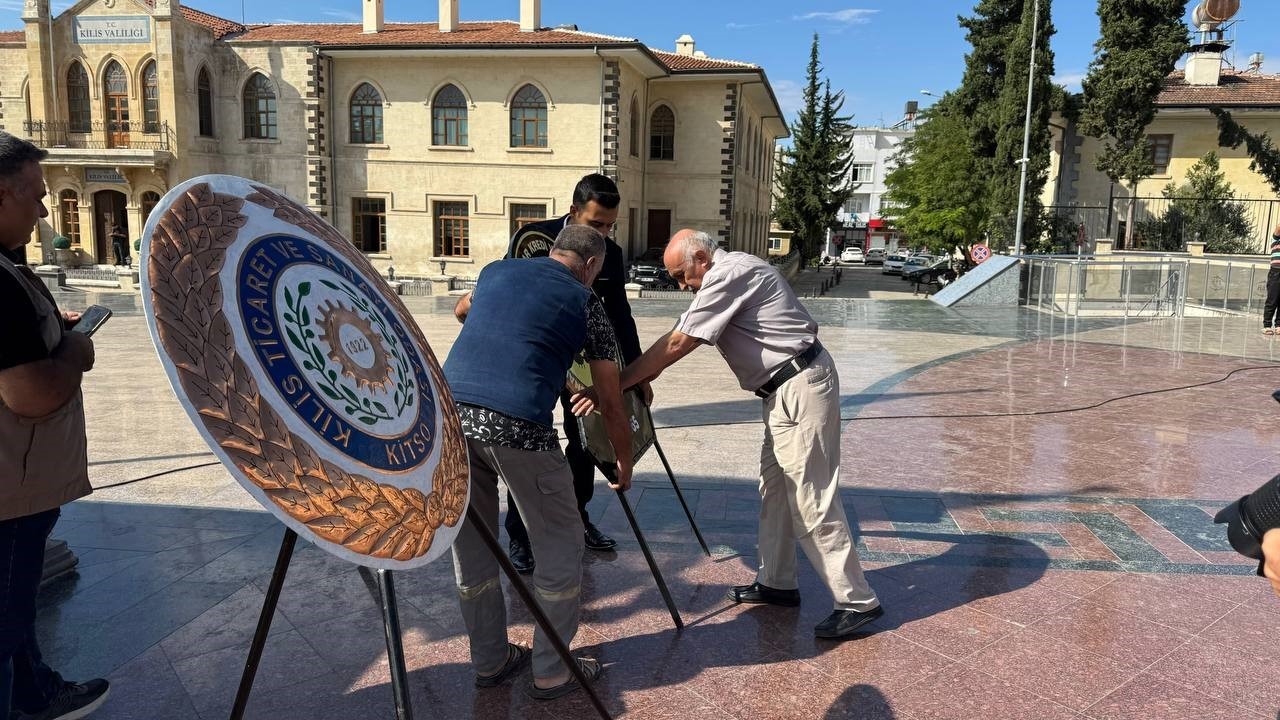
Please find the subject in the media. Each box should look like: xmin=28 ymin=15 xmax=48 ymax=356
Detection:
xmin=66 ymin=63 xmax=90 ymax=133
xmin=242 ymin=73 xmax=277 ymax=140
xmin=431 ymin=84 xmax=468 ymax=146
xmin=628 ymin=95 xmax=639 ymax=158
xmin=140 ymin=191 xmax=161 ymax=229
xmin=509 ymin=84 xmax=547 ymax=148
xmin=59 ymin=190 xmax=81 ymax=245
xmin=649 ymin=104 xmax=674 ymax=161
xmin=197 ymin=67 xmax=214 ymax=137
xmin=142 ymin=61 xmax=160 ymax=133
xmin=349 ymin=82 xmax=383 ymax=144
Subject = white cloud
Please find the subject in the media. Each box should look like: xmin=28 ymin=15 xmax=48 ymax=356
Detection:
xmin=726 ymin=21 xmax=768 ymax=30
xmin=794 ymin=9 xmax=878 ymax=25
xmin=0 ymin=0 xmax=24 ymax=10
xmin=773 ymin=79 xmax=804 ymax=122
xmin=1053 ymin=71 xmax=1086 ymax=90
xmin=321 ymin=8 xmax=359 ymax=21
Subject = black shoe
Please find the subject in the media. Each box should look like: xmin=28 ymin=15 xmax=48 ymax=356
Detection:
xmin=814 ymin=606 xmax=884 ymax=639
xmin=508 ymin=540 xmax=534 ymax=574
xmin=583 ymin=523 xmax=616 ymax=551
xmin=725 ymin=582 xmax=800 ymax=607
xmin=14 ymin=678 xmax=110 ymax=720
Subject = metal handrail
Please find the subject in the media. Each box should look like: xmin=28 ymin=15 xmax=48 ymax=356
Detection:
xmin=22 ymin=120 xmax=172 ymax=151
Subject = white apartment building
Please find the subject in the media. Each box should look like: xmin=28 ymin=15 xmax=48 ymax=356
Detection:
xmin=834 ymin=126 xmax=912 ymax=252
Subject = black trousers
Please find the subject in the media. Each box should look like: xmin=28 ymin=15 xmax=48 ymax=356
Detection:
xmin=0 ymin=509 xmax=64 ymax=716
xmin=504 ymin=391 xmax=596 ymax=548
xmin=1266 ymin=268 xmax=1280 ymax=328
xmin=111 ymin=239 xmax=130 ymax=266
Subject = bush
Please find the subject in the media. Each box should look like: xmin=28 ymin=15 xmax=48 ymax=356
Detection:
xmin=51 ymin=235 xmax=71 ymax=250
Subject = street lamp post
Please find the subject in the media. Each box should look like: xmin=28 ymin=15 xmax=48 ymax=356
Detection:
xmin=1012 ymin=0 xmax=1041 ymax=257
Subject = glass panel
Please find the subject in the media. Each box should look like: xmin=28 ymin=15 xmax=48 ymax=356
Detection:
xmin=142 ymin=62 xmax=160 ymax=133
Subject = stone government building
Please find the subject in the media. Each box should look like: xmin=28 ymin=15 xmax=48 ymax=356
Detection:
xmin=0 ymin=0 xmax=786 ymax=275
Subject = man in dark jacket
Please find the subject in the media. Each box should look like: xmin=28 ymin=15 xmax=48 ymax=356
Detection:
xmin=503 ymin=174 xmax=645 ymax=571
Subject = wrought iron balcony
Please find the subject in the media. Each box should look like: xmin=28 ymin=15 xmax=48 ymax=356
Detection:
xmin=22 ymin=120 xmax=172 ymax=152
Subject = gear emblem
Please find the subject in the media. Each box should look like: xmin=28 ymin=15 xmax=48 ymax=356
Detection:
xmin=317 ymin=300 xmax=393 ymax=393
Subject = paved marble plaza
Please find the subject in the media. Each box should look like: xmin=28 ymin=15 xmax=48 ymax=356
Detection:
xmin=33 ymin=285 xmax=1280 ymax=719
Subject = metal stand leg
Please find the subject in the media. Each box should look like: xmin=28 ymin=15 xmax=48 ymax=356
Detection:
xmin=614 ymin=488 xmax=683 ymax=630
xmin=651 ymin=433 xmax=710 ymax=557
xmin=229 ymin=529 xmax=297 ymax=720
xmin=465 ymin=505 xmax=613 ymax=720
xmin=374 ymin=569 xmax=414 ymax=720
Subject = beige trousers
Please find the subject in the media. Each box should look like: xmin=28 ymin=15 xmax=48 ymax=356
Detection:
xmin=451 ymin=438 xmax=585 ymax=679
xmin=756 ymin=351 xmax=879 ymax=611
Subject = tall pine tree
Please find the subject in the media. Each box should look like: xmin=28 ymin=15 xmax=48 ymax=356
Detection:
xmin=989 ymin=0 xmax=1055 ymax=249
xmin=949 ymin=0 xmax=1055 ymax=250
xmin=1079 ymin=0 xmax=1188 ymax=248
xmin=774 ymin=35 xmax=856 ymax=264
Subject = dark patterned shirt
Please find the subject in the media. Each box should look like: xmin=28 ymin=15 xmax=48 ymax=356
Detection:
xmin=459 ymin=294 xmax=618 ymax=451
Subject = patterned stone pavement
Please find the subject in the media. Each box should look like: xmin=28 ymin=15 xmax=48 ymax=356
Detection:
xmin=32 ymin=291 xmax=1280 ymax=719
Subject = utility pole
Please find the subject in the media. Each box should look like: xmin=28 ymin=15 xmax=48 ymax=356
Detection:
xmin=1012 ymin=0 xmax=1040 ymax=256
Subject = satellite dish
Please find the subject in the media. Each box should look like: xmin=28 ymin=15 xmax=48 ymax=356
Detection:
xmin=1192 ymin=0 xmax=1240 ymax=29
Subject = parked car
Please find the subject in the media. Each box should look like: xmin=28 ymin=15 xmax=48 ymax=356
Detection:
xmin=882 ymin=253 xmax=909 ymax=274
xmin=840 ymin=246 xmax=865 ymax=264
xmin=865 ymin=248 xmax=886 ymax=266
xmin=900 ymin=255 xmax=935 ymax=279
xmin=632 ymin=247 xmax=665 ymax=267
xmin=903 ymin=256 xmax=949 ymax=282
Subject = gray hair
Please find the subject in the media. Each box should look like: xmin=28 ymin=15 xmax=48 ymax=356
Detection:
xmin=0 ymin=132 xmax=46 ymax=184
xmin=551 ymin=224 xmax=606 ymax=264
xmin=678 ymin=229 xmax=718 ymax=262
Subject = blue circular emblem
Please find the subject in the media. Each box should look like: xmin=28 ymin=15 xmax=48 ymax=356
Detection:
xmin=236 ymin=234 xmax=438 ymax=472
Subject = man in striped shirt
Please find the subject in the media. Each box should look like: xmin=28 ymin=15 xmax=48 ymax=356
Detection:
xmin=1266 ymin=224 xmax=1280 ymax=334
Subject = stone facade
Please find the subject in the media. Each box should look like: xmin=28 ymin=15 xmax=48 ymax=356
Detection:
xmin=1 ymin=0 xmax=787 ymax=274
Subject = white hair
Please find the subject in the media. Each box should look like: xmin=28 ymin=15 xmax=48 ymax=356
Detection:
xmin=679 ymin=230 xmax=718 ymax=262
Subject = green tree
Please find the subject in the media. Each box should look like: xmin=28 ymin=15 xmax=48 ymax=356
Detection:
xmin=883 ymin=95 xmax=988 ymax=252
xmin=1213 ymin=108 xmax=1280 ymax=195
xmin=773 ymin=35 xmax=856 ymax=264
xmin=988 ymin=0 xmax=1055 ymax=250
xmin=1134 ymin=152 xmax=1253 ymax=253
xmin=1079 ymin=0 xmax=1188 ymax=249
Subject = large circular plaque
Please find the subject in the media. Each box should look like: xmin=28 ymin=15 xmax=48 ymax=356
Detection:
xmin=140 ymin=176 xmax=469 ymax=569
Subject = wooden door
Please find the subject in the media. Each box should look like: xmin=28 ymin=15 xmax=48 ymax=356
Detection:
xmin=647 ymin=209 xmax=671 ymax=250
xmin=93 ymin=190 xmax=127 ymax=264
xmin=105 ymin=94 xmax=130 ymax=148
xmin=103 ymin=61 xmax=130 ymax=148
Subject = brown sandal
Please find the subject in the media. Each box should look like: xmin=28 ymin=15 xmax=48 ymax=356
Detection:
xmin=475 ymin=643 xmax=531 ymax=688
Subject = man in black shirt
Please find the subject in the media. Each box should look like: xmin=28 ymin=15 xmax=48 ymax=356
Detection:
xmin=503 ymin=174 xmax=646 ymax=572
xmin=0 ymin=132 xmax=109 ymax=720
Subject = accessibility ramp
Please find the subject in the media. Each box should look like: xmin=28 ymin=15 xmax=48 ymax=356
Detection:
xmin=929 ymin=255 xmax=1020 ymax=307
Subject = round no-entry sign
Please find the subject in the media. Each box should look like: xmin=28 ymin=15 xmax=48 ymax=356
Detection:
xmin=972 ymin=243 xmax=992 ymax=263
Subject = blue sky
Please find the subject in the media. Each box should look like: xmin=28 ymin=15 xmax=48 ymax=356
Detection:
xmin=6 ymin=0 xmax=1280 ymax=128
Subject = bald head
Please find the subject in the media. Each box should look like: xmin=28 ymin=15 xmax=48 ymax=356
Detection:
xmin=663 ymin=228 xmax=718 ymax=291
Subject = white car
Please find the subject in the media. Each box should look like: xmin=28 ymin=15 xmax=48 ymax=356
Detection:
xmin=882 ymin=253 xmax=908 ymax=274
xmin=840 ymin=247 xmax=865 ymax=264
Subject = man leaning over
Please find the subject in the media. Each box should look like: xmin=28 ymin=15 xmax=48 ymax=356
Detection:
xmin=0 ymin=132 xmax=110 ymax=719
xmin=609 ymin=229 xmax=883 ymax=639
xmin=444 ymin=225 xmax=634 ymax=698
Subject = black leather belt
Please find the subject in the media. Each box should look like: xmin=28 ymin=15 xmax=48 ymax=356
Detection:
xmin=755 ymin=340 xmax=825 ymax=399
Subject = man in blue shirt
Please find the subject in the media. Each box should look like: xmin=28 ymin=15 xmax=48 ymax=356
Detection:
xmin=445 ymin=225 xmax=633 ymax=699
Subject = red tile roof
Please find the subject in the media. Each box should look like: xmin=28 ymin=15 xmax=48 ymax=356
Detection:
xmin=0 ymin=30 xmax=23 ymax=44
xmin=651 ymin=49 xmax=756 ymax=72
xmin=181 ymin=6 xmax=245 ymax=40
xmin=228 ymin=19 xmax=757 ymax=72
xmin=231 ymin=21 xmax=632 ymax=46
xmin=1158 ymin=69 xmax=1280 ymax=107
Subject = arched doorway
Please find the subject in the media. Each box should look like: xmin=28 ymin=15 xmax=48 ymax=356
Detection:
xmin=93 ymin=190 xmax=128 ymax=265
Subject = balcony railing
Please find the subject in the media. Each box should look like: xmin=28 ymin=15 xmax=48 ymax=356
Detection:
xmin=23 ymin=120 xmax=171 ymax=151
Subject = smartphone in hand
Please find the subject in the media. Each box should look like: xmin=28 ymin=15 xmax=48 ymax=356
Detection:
xmin=72 ymin=305 xmax=112 ymax=337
